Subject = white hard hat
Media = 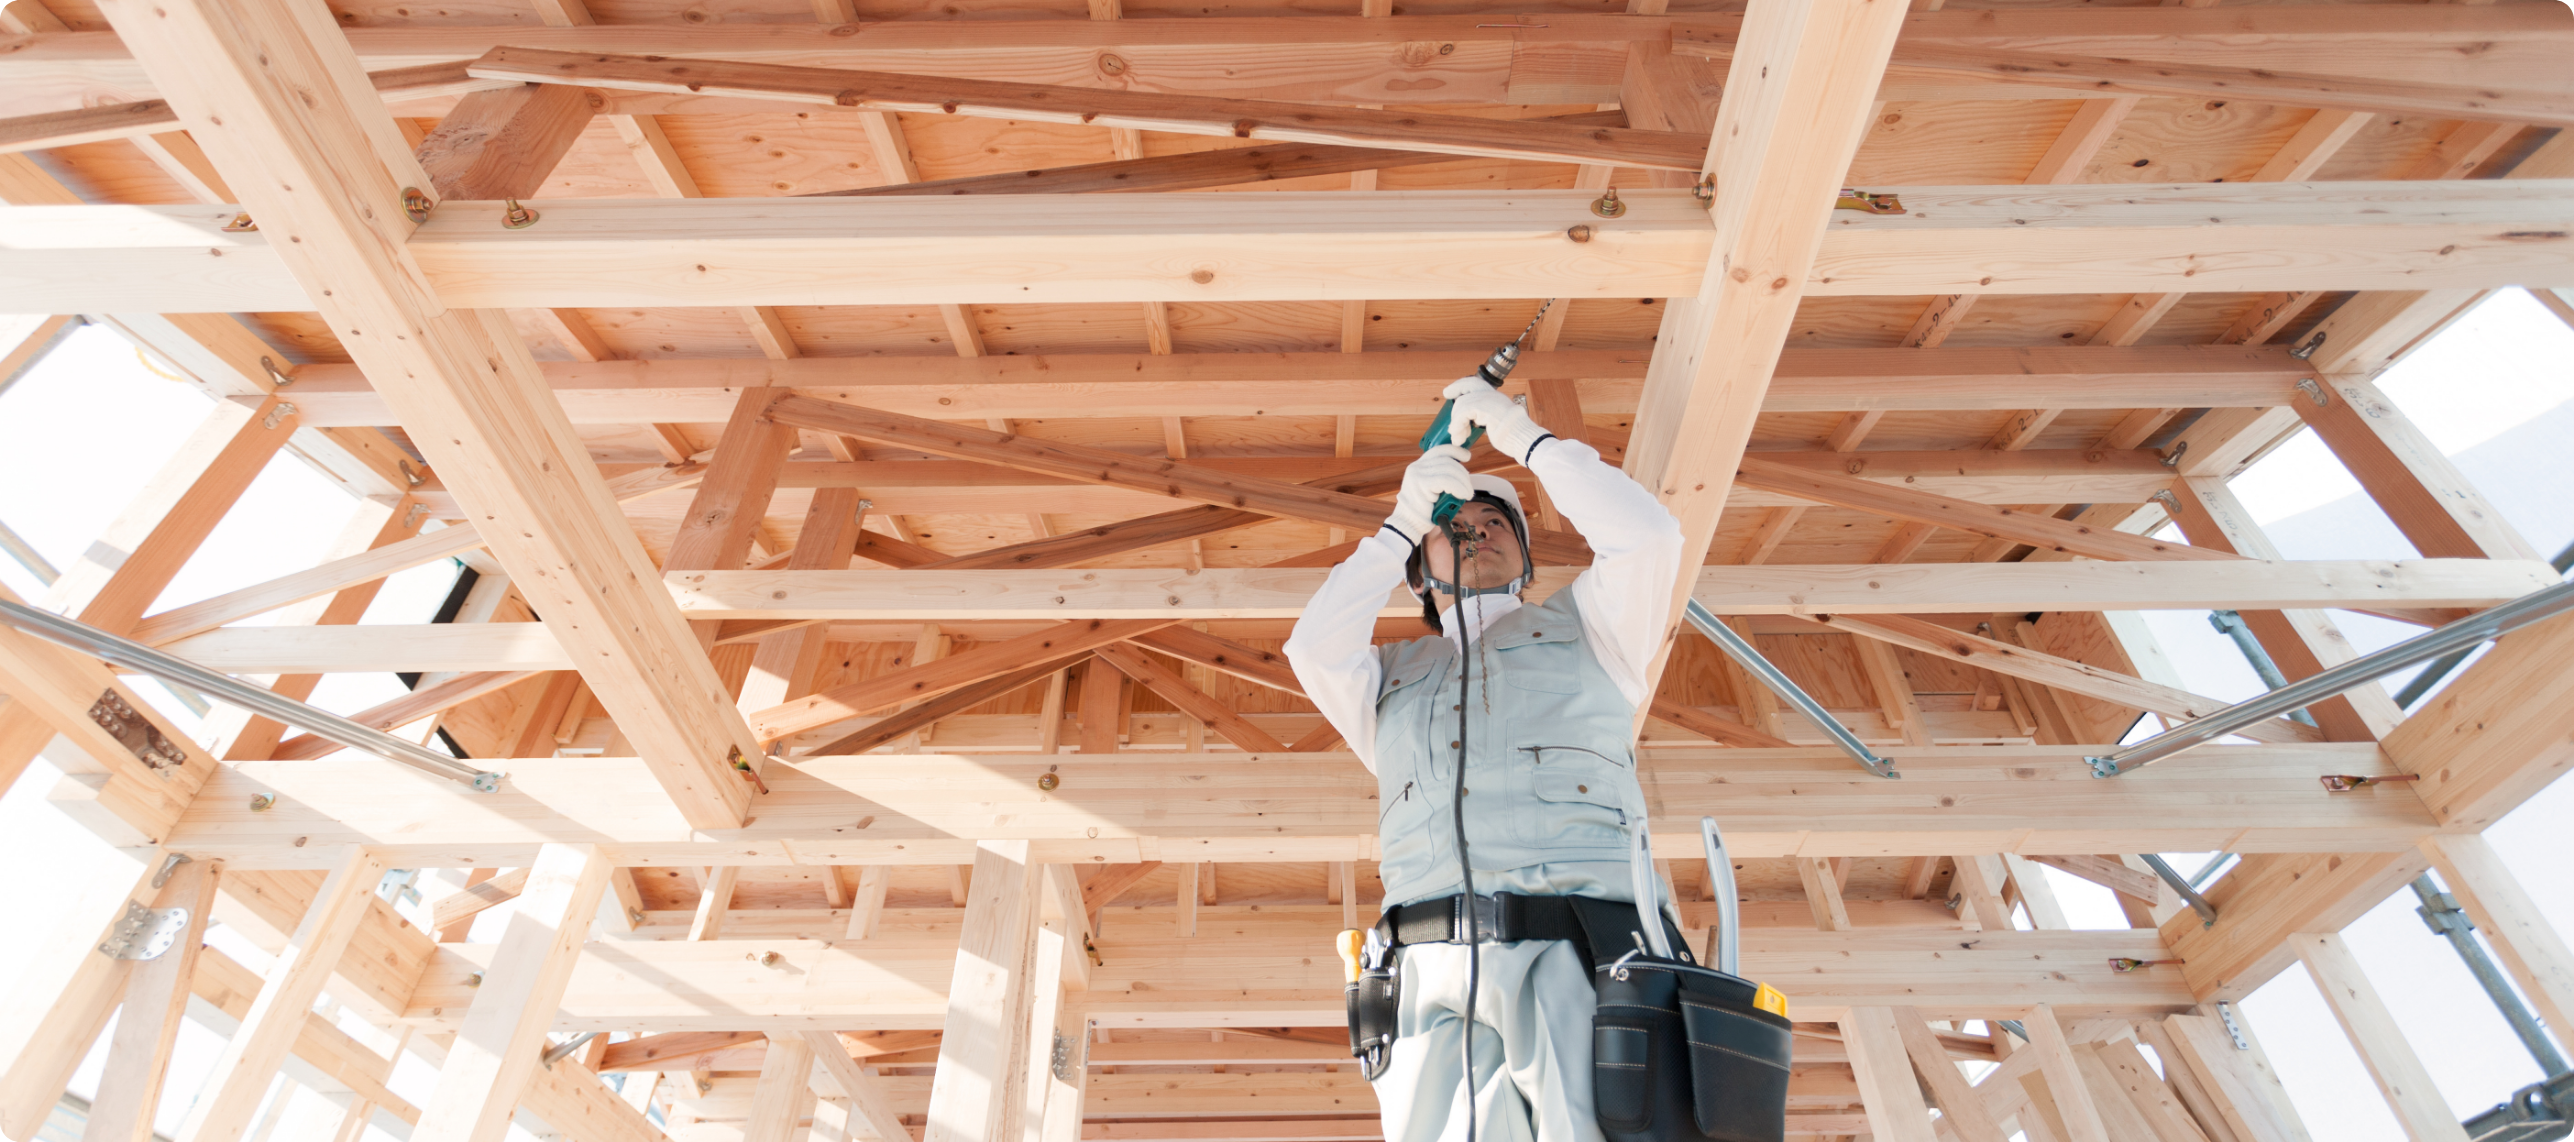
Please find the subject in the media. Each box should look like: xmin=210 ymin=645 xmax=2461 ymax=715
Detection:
xmin=1465 ymin=473 xmax=1524 ymax=522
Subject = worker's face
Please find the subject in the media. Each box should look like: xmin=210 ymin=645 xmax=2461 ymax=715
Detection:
xmin=1423 ymin=501 xmax=1524 ymax=594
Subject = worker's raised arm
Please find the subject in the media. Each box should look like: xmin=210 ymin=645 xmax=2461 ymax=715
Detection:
xmin=1283 ymin=445 xmax=1474 ymax=773
xmin=1445 ymin=381 xmax=1685 ymax=705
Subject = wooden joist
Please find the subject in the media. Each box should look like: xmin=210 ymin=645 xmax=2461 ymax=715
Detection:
xmin=175 ymin=745 xmax=2435 ymax=871
xmin=466 ymin=49 xmax=1705 ymax=169
xmin=747 ymin=618 xmax=1176 ymax=743
xmin=269 ymin=345 xmax=2316 ymax=426
xmin=25 ymin=182 xmax=2572 ymax=312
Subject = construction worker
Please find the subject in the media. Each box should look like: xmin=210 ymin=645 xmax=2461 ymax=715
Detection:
xmin=1284 ymin=376 xmax=1685 ymax=1142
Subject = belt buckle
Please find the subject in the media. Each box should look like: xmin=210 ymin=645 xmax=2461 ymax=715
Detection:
xmin=1456 ymin=894 xmax=1503 ymax=943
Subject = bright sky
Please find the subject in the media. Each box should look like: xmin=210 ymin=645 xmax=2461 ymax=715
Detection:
xmin=1 ymin=294 xmax=2571 ymax=1139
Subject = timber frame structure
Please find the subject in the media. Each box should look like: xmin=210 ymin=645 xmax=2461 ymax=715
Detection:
xmin=1 ymin=0 xmax=2573 ymax=1136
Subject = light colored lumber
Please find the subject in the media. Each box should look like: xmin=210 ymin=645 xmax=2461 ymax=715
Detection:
xmin=413 ymin=81 xmax=597 ymax=200
xmin=172 ymin=745 xmax=2438 ymax=872
xmin=98 ymin=0 xmax=763 ymax=829
xmin=1890 ymin=1005 xmax=2009 ymax=1142
xmin=465 ymin=48 xmax=1711 ymax=171
xmin=428 ymin=865 xmax=531 ymax=933
xmin=2092 ymin=1038 xmax=2216 ymax=1142
xmin=925 ymin=840 xmax=1042 ymax=1142
xmin=1093 ymin=643 xmax=1286 ymax=753
xmin=413 ymin=844 xmax=612 ymax=1142
xmin=2416 ymin=834 xmax=2574 ymax=1055
xmin=689 ymin=866 xmax=741 ymax=941
xmin=128 ymin=523 xmax=486 ymax=646
xmin=1798 ymin=857 xmax=1854 ymax=931
xmin=2023 ymin=1004 xmax=2114 ymax=1142
xmin=2293 ymin=373 xmax=2541 ymax=562
xmin=271 ymin=670 xmax=540 ymax=760
xmin=804 ymin=1032 xmax=909 ymax=1142
xmin=1736 ymin=456 xmax=2230 ymax=563
xmin=744 ymin=1034 xmax=817 ymax=1142
xmin=748 ymin=619 xmax=1177 ymax=743
xmin=76 ymin=857 xmax=218 ymax=1142
xmin=2293 ymin=933 xmax=2470 ymax=1142
xmin=173 ymin=847 xmax=388 ymax=1142
xmin=2160 ymin=1014 xmax=2312 ymax=1142
xmin=271 ymin=345 xmax=2317 ymax=426
xmin=1842 ymin=1007 xmax=1940 ymax=1142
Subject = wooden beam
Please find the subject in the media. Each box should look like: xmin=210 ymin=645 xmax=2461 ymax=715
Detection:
xmin=738 ymin=487 xmax=867 ymax=713
xmin=1647 ymin=698 xmax=1793 ymax=749
xmin=1131 ymin=627 xmax=1302 ymax=696
xmin=2294 ymin=373 xmax=2542 ymax=562
xmin=2165 ymin=475 xmax=2405 ymax=742
xmin=1093 ymin=643 xmax=1286 ymax=753
xmin=598 ymin=1030 xmax=767 ymax=1073
xmin=2165 ymin=850 xmax=2428 ymax=1002
xmin=429 ymin=866 xmax=531 ymax=933
xmin=129 ymin=523 xmax=486 ymax=647
xmin=413 ymin=844 xmax=612 ymax=1142
xmin=804 ymin=652 xmax=1086 ymax=757
xmin=2294 ymin=932 xmax=2469 ymax=1142
xmin=748 ymin=618 xmax=1176 ymax=743
xmin=803 ymin=1031 xmax=910 ymax=1142
xmin=98 ymin=0 xmax=761 ymax=828
xmin=2025 ymin=855 xmax=2160 ymax=903
xmin=673 ymin=558 xmax=2552 ymax=623
xmin=925 ymin=840 xmax=1041 ymax=1142
xmin=1738 ymin=456 xmax=2230 ymax=563
xmin=272 ymin=670 xmax=541 ymax=760
xmin=467 ymin=48 xmax=1707 ymax=170
xmin=1811 ymin=613 xmax=2317 ymax=745
xmin=1890 ymin=1005 xmax=2008 ymax=1142
xmin=812 ymin=112 xmax=1627 ymax=198
xmin=2157 ymin=1013 xmax=2314 ymax=1142
xmin=174 ymin=847 xmax=388 ymax=1142
xmin=413 ymin=81 xmax=598 ymax=200
xmin=176 ymin=745 xmax=2436 ymax=872
xmin=0 ymin=848 xmax=164 ymax=1137
xmin=76 ymin=857 xmax=218 ymax=1142
xmin=763 ymin=395 xmax=1591 ymax=563
xmin=273 ymin=344 xmax=2317 ymax=426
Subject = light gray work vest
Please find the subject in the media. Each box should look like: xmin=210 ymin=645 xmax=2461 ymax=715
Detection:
xmin=1372 ymin=587 xmax=1648 ymax=908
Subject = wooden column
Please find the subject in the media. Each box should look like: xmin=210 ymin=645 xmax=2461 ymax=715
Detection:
xmin=413 ymin=82 xmax=599 ymax=201
xmin=414 ymin=843 xmax=611 ymax=1142
xmin=739 ymin=487 xmax=866 ymax=711
xmin=175 ymin=846 xmax=388 ymax=1142
xmin=83 ymin=857 xmax=220 ymax=1142
xmin=745 ymin=1033 xmax=818 ymax=1142
xmin=1888 ymin=1006 xmax=2009 ymax=1142
xmin=925 ymin=839 xmax=1042 ymax=1142
xmin=2294 ymin=374 xmax=2540 ymax=562
xmin=1076 ymin=660 xmax=1122 ymax=754
xmin=2157 ymin=1013 xmax=2315 ymax=1142
xmin=670 ymin=387 xmax=801 ymax=653
xmin=2294 ymin=933 xmax=2470 ymax=1142
xmin=2418 ymin=834 xmax=2574 ymax=1053
xmin=1841 ymin=1007 xmax=1940 ymax=1142
xmin=0 ymin=845 xmax=166 ymax=1138
xmin=805 ymin=1032 xmax=909 ymax=1142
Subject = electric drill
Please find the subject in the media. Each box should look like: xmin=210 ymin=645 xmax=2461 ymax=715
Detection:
xmin=1416 ymin=300 xmax=1551 ymax=528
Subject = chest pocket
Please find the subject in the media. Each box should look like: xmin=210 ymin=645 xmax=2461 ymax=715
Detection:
xmin=1492 ymin=623 xmax=1584 ymax=694
xmin=1377 ymin=659 xmax=1444 ymax=713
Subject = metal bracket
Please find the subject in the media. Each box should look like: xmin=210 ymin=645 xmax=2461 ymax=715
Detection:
xmin=151 ymin=852 xmax=192 ymax=889
xmin=261 ymin=401 xmax=296 ymax=430
xmin=2160 ymin=440 xmax=2189 ymax=470
xmin=223 ymin=213 xmax=257 ymax=233
xmin=1050 ymin=1030 xmax=1080 ymax=1083
xmin=2294 ymin=377 xmax=2329 ymax=407
xmin=2289 ymin=330 xmax=2327 ymax=361
xmin=90 ymin=688 xmax=186 ymax=772
xmin=398 ymin=459 xmax=425 ymax=486
xmin=259 ymin=355 xmax=295 ymax=389
xmin=2216 ymin=1000 xmax=2250 ymax=1050
xmin=2148 ymin=488 xmax=2181 ymax=515
xmin=1835 ymin=188 xmax=1905 ymax=215
xmin=2084 ymin=755 xmax=2120 ymax=778
xmin=401 ymin=187 xmax=433 ymax=224
xmin=98 ymin=900 xmax=189 ymax=961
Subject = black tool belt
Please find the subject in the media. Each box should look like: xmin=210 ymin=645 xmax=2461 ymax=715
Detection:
xmin=1376 ymin=892 xmax=1590 ymax=949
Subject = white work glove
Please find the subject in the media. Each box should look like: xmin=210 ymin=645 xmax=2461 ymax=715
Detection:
xmin=1443 ymin=376 xmax=1551 ymax=460
xmin=1387 ymin=444 xmax=1474 ymax=544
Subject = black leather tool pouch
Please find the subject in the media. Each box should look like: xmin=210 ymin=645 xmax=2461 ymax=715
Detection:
xmin=1346 ymin=958 xmax=1399 ymax=1081
xmin=1593 ymin=955 xmax=1792 ymax=1142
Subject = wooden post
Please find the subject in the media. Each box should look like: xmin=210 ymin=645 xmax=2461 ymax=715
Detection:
xmin=690 ymin=866 xmax=740 ymax=941
xmin=413 ymin=843 xmax=610 ymax=1142
xmin=2417 ymin=833 xmax=2574 ymax=1052
xmin=846 ymin=866 xmax=890 ymax=940
xmin=2158 ymin=1015 xmax=2313 ymax=1142
xmin=1889 ymin=1006 xmax=2009 ymax=1142
xmin=2293 ymin=932 xmax=2470 ymax=1142
xmin=804 ymin=1032 xmax=909 ymax=1142
xmin=739 ymin=486 xmax=866 ymax=712
xmin=925 ymin=840 xmax=1042 ymax=1142
xmin=175 ymin=846 xmax=388 ymax=1142
xmin=2023 ymin=1004 xmax=2116 ymax=1142
xmin=1842 ymin=1007 xmax=1941 ymax=1142
xmin=745 ymin=1033 xmax=818 ymax=1142
xmin=79 ymin=857 xmax=219 ymax=1142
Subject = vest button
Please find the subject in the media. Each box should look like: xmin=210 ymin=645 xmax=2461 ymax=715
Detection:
xmin=1451 ymin=704 xmax=1461 ymax=711
xmin=1578 ymin=784 xmax=1589 ymax=793
xmin=1449 ymin=741 xmax=1460 ymax=749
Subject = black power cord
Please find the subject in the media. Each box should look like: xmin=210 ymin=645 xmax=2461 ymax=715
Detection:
xmin=1445 ymin=514 xmax=1484 ymax=1142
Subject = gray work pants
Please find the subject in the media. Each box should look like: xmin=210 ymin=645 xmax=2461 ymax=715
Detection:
xmin=1372 ymin=939 xmax=1607 ymax=1142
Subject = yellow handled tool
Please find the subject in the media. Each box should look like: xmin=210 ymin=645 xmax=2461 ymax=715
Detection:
xmin=1337 ymin=929 xmax=1367 ymax=984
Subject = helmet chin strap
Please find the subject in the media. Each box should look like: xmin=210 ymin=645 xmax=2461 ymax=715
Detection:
xmin=1421 ymin=516 xmax=1534 ymax=601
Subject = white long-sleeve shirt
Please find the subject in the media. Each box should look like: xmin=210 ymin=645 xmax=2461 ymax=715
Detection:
xmin=1283 ymin=437 xmax=1685 ymax=773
